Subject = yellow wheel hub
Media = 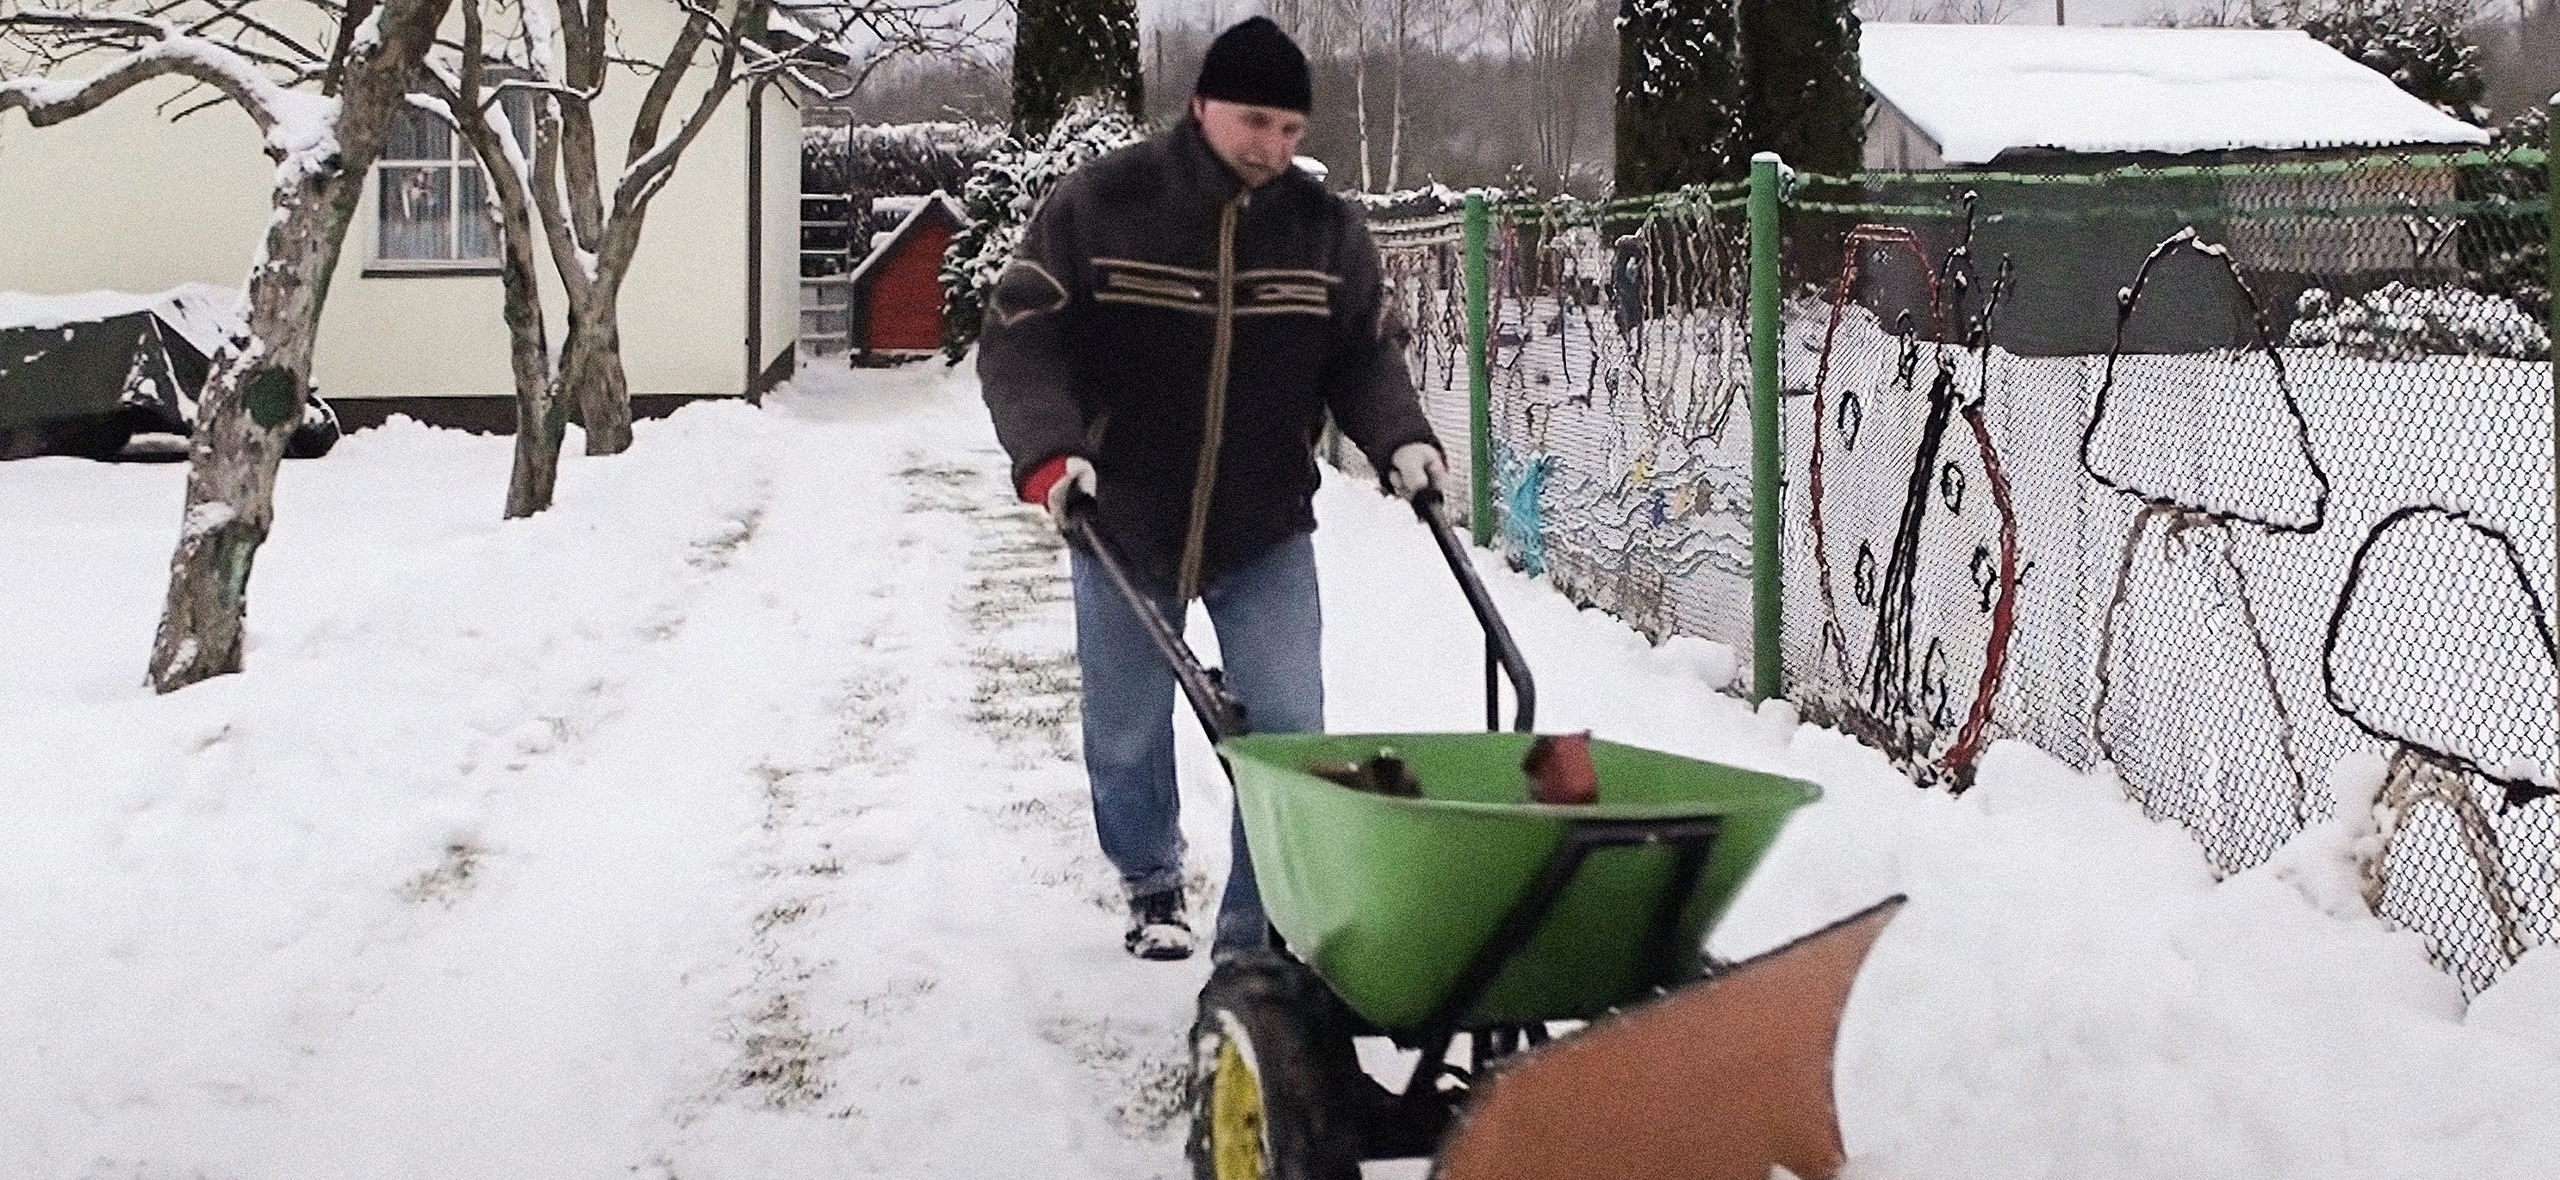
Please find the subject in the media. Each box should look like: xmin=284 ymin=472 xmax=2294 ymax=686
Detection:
xmin=1206 ymin=1033 xmax=1267 ymax=1180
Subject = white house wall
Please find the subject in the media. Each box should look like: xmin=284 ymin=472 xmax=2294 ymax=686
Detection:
xmin=316 ymin=70 xmax=756 ymax=402
xmin=0 ymin=3 xmax=792 ymax=404
xmin=759 ymin=81 xmax=802 ymax=383
xmin=0 ymin=78 xmax=275 ymax=299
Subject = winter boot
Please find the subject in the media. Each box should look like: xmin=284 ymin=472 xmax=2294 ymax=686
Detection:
xmin=1125 ymin=887 xmax=1195 ymax=961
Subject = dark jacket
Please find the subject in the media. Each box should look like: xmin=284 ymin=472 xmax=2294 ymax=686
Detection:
xmin=978 ymin=117 xmax=1437 ymax=601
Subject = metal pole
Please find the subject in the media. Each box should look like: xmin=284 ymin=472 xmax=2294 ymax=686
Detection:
xmin=1748 ymin=153 xmax=1784 ymax=704
xmin=745 ymin=78 xmax=765 ymax=403
xmin=1465 ymin=189 xmax=1494 ymax=547
xmin=2547 ymin=94 xmax=2556 ymax=762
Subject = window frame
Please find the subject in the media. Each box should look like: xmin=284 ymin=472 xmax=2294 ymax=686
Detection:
xmin=364 ymin=86 xmax=537 ymax=278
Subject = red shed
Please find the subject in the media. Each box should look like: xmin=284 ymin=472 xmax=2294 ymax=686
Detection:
xmin=850 ymin=191 xmax=968 ymax=357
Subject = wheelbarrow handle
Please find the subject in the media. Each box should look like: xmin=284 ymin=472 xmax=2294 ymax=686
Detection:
xmin=1409 ymin=488 xmax=1537 ymax=733
xmin=1060 ymin=491 xmax=1252 ymax=742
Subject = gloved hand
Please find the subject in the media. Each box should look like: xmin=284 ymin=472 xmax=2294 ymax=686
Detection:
xmin=1021 ymin=454 xmax=1097 ymax=527
xmin=1046 ymin=456 xmax=1097 ymax=523
xmin=1386 ymin=442 xmax=1448 ymax=501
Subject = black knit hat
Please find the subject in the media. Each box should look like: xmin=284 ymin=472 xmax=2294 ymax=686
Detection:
xmin=1194 ymin=17 xmax=1312 ymax=113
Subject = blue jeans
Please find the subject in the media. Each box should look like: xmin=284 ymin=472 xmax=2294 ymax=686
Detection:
xmin=1070 ymin=532 xmax=1325 ymax=953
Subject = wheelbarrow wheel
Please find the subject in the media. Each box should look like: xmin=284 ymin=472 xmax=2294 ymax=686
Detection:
xmin=1185 ymin=951 xmax=1365 ymax=1180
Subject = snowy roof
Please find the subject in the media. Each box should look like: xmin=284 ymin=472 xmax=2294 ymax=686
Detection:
xmin=1860 ymin=23 xmax=2492 ymax=165
xmin=845 ymin=191 xmax=967 ymax=292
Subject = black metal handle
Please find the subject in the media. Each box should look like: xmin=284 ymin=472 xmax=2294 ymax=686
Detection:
xmin=1059 ymin=483 xmax=1533 ymax=740
xmin=1409 ymin=487 xmax=1536 ymax=733
xmin=1060 ymin=491 xmax=1251 ymax=742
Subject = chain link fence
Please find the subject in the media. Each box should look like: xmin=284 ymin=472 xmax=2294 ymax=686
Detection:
xmin=1372 ymin=141 xmax=2555 ymax=994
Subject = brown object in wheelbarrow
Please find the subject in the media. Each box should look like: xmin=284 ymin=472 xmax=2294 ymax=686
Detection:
xmin=1306 ymin=748 xmax=1424 ymax=797
xmin=1434 ymin=894 xmax=1908 ymax=1180
xmin=1521 ymin=730 xmax=1598 ymax=804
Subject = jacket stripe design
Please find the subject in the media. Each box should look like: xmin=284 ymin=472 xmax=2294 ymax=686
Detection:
xmin=1091 ymin=259 xmax=1339 ymax=320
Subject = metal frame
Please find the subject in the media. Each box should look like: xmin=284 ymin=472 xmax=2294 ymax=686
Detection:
xmin=1347 ymin=812 xmax=1725 ymax=1160
xmin=1072 ymin=487 xmax=1710 ymax=1165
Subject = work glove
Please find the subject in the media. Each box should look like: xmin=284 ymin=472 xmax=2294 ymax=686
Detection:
xmin=1385 ymin=442 xmax=1448 ymax=501
xmin=1022 ymin=454 xmax=1097 ymax=528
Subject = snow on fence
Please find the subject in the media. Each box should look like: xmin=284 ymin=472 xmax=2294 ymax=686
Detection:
xmin=1371 ymin=144 xmax=2556 ymax=994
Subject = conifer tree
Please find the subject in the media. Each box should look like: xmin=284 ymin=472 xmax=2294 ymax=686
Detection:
xmin=1736 ymin=0 xmax=1863 ymax=176
xmin=1614 ymin=0 xmax=1747 ymax=193
xmin=1012 ymin=0 xmax=1144 ymax=140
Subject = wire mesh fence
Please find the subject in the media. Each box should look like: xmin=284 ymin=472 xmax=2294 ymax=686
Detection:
xmin=1371 ymin=142 xmax=2555 ymax=994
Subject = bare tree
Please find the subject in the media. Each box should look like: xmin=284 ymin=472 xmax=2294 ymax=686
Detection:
xmin=1376 ymin=0 xmax=1456 ymax=190
xmin=1499 ymin=0 xmax=1607 ymax=192
xmin=3 ymin=0 xmax=454 ymax=691
xmin=416 ymin=0 xmax=562 ymax=516
xmin=1281 ymin=0 xmax=1452 ymax=191
xmin=527 ymin=0 xmax=975 ymax=457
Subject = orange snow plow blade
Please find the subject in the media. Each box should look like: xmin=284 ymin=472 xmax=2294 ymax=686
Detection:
xmin=1434 ymin=895 xmax=1906 ymax=1180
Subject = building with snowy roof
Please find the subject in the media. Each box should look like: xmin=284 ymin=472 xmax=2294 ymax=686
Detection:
xmin=0 ymin=3 xmax=830 ymax=432
xmin=1852 ymin=24 xmax=2499 ymax=355
xmin=1859 ymin=24 xmax=2491 ymax=172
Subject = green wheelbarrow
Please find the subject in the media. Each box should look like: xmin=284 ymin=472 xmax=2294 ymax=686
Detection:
xmin=1063 ymin=490 xmax=1903 ymax=1180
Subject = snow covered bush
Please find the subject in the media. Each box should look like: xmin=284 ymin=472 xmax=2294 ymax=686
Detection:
xmin=801 ymin=121 xmax=1005 ymax=199
xmin=938 ymin=97 xmax=1144 ymax=362
xmin=2296 ymin=0 xmax=2491 ymax=124
xmin=2463 ymin=108 xmax=2551 ymax=324
xmin=2216 ymin=1 xmax=2491 ymax=124
xmin=2288 ymin=283 xmax=2550 ymax=361
xmin=1352 ymin=184 xmax=1506 ymax=221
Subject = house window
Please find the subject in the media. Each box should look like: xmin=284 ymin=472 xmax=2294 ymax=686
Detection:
xmin=374 ymin=93 xmax=534 ymax=269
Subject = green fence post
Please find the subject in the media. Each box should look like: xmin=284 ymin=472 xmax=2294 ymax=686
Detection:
xmin=1748 ymin=153 xmax=1784 ymax=704
xmin=1464 ymin=189 xmax=1494 ymax=547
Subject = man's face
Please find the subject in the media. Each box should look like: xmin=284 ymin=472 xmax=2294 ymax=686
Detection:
xmin=1192 ymin=96 xmax=1308 ymax=189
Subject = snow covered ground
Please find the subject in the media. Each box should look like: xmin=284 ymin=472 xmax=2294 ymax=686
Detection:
xmin=4 ymin=358 xmax=2555 ymax=1179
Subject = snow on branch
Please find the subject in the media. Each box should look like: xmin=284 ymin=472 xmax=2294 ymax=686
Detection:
xmin=0 ymin=8 xmax=339 ymax=178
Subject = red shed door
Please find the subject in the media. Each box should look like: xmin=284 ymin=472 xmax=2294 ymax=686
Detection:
xmin=866 ymin=220 xmax=954 ymax=352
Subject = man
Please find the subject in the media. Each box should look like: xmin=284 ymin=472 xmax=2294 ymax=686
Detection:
xmin=978 ymin=16 xmax=1448 ymax=962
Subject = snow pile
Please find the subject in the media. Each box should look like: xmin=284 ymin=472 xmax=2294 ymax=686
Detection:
xmin=0 ymin=282 xmax=243 ymax=337
xmin=2 ymin=359 xmax=2556 ymax=1177
xmin=2289 ymin=282 xmax=2551 ymax=360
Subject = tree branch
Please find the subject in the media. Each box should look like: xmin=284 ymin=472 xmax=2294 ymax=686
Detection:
xmin=0 ymin=28 xmax=291 ymax=141
xmin=624 ymin=0 xmax=711 ymax=166
xmin=320 ymin=0 xmax=378 ymax=93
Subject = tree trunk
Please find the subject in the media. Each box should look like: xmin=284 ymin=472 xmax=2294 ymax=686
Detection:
xmin=500 ymin=231 xmax=568 ymax=512
xmin=148 ymin=0 xmax=453 ymax=692
xmin=1353 ymin=46 xmax=1373 ymax=191
xmin=148 ymin=268 xmax=313 ymax=689
xmin=1387 ymin=9 xmax=1405 ymax=192
xmin=564 ymin=294 xmax=634 ymax=455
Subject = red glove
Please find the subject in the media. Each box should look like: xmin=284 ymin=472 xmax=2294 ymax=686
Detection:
xmin=1020 ymin=454 xmax=1096 ymax=525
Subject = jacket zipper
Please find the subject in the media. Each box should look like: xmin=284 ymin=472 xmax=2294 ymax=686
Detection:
xmin=1176 ymin=189 xmax=1249 ymax=603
